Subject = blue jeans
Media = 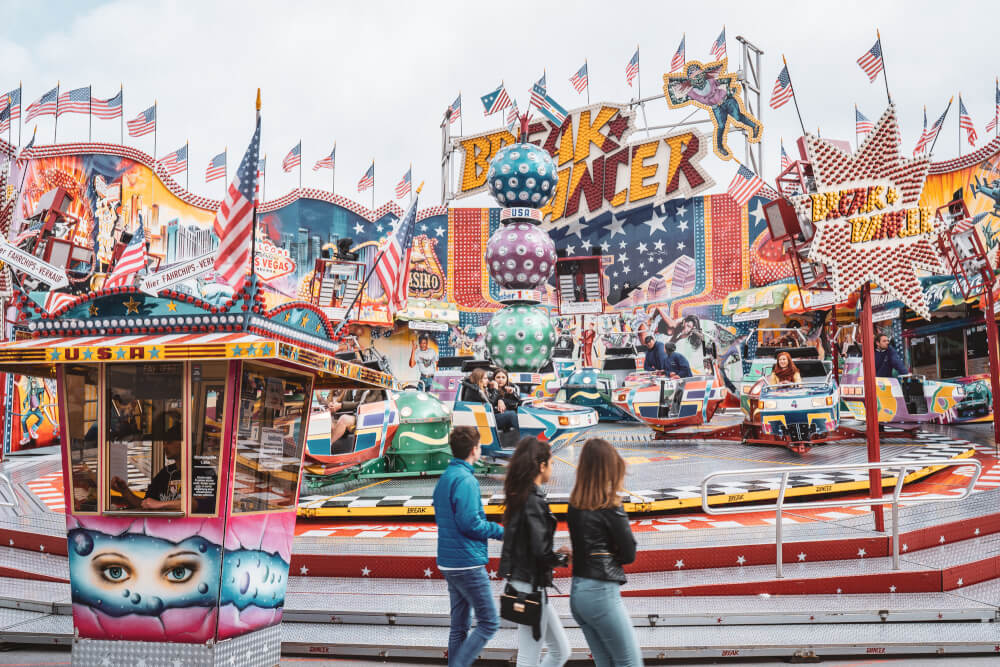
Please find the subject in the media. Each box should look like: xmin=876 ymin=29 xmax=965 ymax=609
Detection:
xmin=570 ymin=577 xmax=643 ymax=667
xmin=418 ymin=375 xmax=434 ymax=391
xmin=510 ymin=580 xmax=569 ymax=667
xmin=442 ymin=567 xmax=500 ymax=666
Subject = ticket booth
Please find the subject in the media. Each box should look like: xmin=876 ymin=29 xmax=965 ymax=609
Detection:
xmin=0 ymin=303 xmax=392 ymax=665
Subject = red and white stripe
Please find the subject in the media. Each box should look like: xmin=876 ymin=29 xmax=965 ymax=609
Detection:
xmin=105 ymin=234 xmax=148 ymax=289
xmin=213 ymin=178 xmax=254 ymax=293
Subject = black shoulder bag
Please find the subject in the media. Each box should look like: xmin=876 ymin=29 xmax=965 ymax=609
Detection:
xmin=499 ymin=516 xmax=543 ymax=640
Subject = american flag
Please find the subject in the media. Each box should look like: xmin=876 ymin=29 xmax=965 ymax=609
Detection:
xmin=394 ymin=167 xmax=412 ymax=199
xmin=255 ymin=155 xmax=266 ymax=205
xmin=56 ymin=86 xmax=91 ymax=116
xmin=914 ymin=104 xmax=949 ymax=154
xmin=282 ymin=142 xmax=301 ymax=172
xmin=506 ymin=99 xmax=520 ymax=131
xmin=570 ymin=63 xmax=589 ymax=93
xmin=0 ymin=102 xmax=10 ymax=132
xmin=358 ymin=162 xmax=374 ymax=192
xmin=780 ymin=141 xmax=791 ymax=170
xmin=43 ymin=291 xmax=77 ymax=314
xmin=710 ymin=27 xmax=727 ymax=61
xmin=25 ymin=86 xmax=58 ymax=122
xmin=159 ymin=144 xmax=188 ymax=175
xmin=530 ymin=83 xmax=568 ymax=125
xmin=670 ymin=35 xmax=685 ymax=73
xmin=769 ymin=65 xmax=794 ymax=109
xmin=91 ymin=89 xmax=122 ymax=119
xmin=127 ymin=105 xmax=156 ymax=137
xmin=856 ymin=108 xmax=874 ymax=135
xmin=205 ymin=150 xmax=226 ymax=182
xmin=536 ymin=72 xmax=547 ymax=91
xmin=447 ymin=94 xmax=461 ymax=124
xmin=959 ymin=96 xmax=978 ymax=146
xmin=857 ymin=39 xmax=884 ymax=83
xmin=727 ymin=164 xmax=765 ymax=207
xmin=105 ymin=222 xmax=148 ymax=288
xmin=0 ymin=88 xmax=20 ymax=132
xmin=480 ymin=83 xmax=512 ymax=116
xmin=986 ymin=79 xmax=1000 ymax=133
xmin=212 ymin=117 xmax=260 ymax=293
xmin=374 ymin=191 xmax=419 ymax=311
xmin=313 ymin=144 xmax=336 ymax=171
xmin=625 ymin=49 xmax=639 ymax=87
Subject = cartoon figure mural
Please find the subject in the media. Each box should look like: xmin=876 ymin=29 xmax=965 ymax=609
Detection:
xmin=9 ymin=375 xmax=59 ymax=452
xmin=664 ymin=59 xmax=763 ymax=160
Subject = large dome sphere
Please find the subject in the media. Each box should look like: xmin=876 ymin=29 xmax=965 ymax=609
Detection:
xmin=484 ymin=304 xmax=556 ymax=372
xmin=485 ymin=222 xmax=557 ymax=289
xmin=486 ymin=142 xmax=558 ymax=209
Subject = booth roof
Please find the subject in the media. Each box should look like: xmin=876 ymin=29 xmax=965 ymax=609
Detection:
xmin=722 ymin=283 xmax=792 ymax=315
xmin=0 ymin=331 xmax=392 ymax=389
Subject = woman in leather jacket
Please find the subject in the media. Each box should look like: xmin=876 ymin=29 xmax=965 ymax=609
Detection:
xmin=498 ymin=437 xmax=570 ymax=667
xmin=567 ymin=438 xmax=642 ymax=667
xmin=491 ymin=370 xmax=521 ymax=413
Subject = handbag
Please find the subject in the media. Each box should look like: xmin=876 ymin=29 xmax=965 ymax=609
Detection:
xmin=500 ymin=583 xmax=543 ymax=640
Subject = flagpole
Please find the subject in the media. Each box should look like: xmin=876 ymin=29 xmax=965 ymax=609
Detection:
xmin=186 ymin=140 xmax=189 ymax=190
xmin=153 ymin=100 xmax=157 ymax=160
xmin=17 ymin=81 xmax=22 ymax=146
xmin=332 ymin=142 xmax=336 ymax=195
xmin=409 ymin=163 xmax=413 ymax=204
xmin=371 ymin=160 xmax=375 ymax=211
xmin=119 ymin=84 xmax=123 ymax=144
xmin=54 ymin=81 xmax=60 ymax=144
xmin=783 ymin=55 xmax=808 ymax=137
xmin=88 ymin=85 xmax=92 ymax=142
xmin=298 ymin=138 xmax=302 ymax=192
xmin=250 ymin=90 xmax=261 ymax=296
xmin=585 ymin=58 xmax=590 ymax=105
xmin=995 ymin=78 xmax=999 ymax=137
xmin=855 ymin=104 xmax=859 ymax=151
xmin=637 ymin=44 xmax=651 ymax=138
xmin=877 ymin=29 xmax=892 ymax=105
xmin=262 ymin=153 xmax=267 ymax=201
xmin=958 ymin=94 xmax=962 ymax=158
xmin=929 ymin=96 xmax=954 ymax=154
xmin=224 ymin=146 xmax=227 ymax=197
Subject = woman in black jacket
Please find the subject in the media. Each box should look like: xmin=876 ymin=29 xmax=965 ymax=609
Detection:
xmin=567 ymin=438 xmax=641 ymax=667
xmin=499 ymin=437 xmax=570 ymax=667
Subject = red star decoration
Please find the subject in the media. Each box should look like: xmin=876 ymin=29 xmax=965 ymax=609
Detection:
xmin=793 ymin=106 xmax=947 ymax=319
xmin=606 ymin=113 xmax=630 ymax=141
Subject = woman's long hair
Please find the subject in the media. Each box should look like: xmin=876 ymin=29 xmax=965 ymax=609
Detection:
xmin=570 ymin=438 xmax=626 ymax=511
xmin=504 ymin=437 xmax=552 ymax=522
xmin=773 ymin=351 xmax=799 ymax=382
xmin=467 ymin=367 xmax=486 ymax=387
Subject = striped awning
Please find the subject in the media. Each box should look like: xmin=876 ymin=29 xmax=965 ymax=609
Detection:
xmin=0 ymin=331 xmax=392 ymax=389
xmin=722 ymin=284 xmax=791 ymax=315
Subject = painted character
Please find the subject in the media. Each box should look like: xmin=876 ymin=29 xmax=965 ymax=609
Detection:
xmin=666 ymin=63 xmax=763 ymax=159
xmin=19 ymin=376 xmax=47 ymax=445
xmin=581 ymin=321 xmax=596 ymax=367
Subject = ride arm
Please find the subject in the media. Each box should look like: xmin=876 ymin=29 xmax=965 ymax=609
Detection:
xmin=452 ymin=476 xmax=503 ymax=541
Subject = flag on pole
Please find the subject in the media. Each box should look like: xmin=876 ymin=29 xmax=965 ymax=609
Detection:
xmin=986 ymin=80 xmax=1000 ymax=133
xmin=670 ymin=35 xmax=685 ymax=73
xmin=255 ymin=156 xmax=266 ymax=205
xmin=159 ymin=145 xmax=187 ymax=175
xmin=56 ymin=86 xmax=91 ymax=115
xmin=374 ymin=190 xmax=420 ymax=311
xmin=43 ymin=291 xmax=78 ymax=314
xmin=569 ymin=63 xmax=589 ymax=93
xmin=205 ymin=150 xmax=226 ymax=182
xmin=480 ymin=83 xmax=512 ymax=116
xmin=104 ymin=222 xmax=148 ymax=288
xmin=855 ymin=108 xmax=874 ymax=135
xmin=727 ymin=164 xmax=765 ymax=207
xmin=769 ymin=65 xmax=794 ymax=109
xmin=25 ymin=86 xmax=58 ymax=121
xmin=358 ymin=163 xmax=375 ymax=192
xmin=536 ymin=72 xmax=547 ymax=91
xmin=447 ymin=94 xmax=461 ymax=124
xmin=625 ymin=49 xmax=639 ymax=87
xmin=0 ymin=87 xmax=20 ymax=132
xmin=914 ymin=104 xmax=948 ymax=154
xmin=394 ymin=168 xmax=412 ymax=199
xmin=710 ymin=27 xmax=727 ymax=61
xmin=530 ymin=83 xmax=568 ymax=125
xmin=313 ymin=145 xmax=336 ymax=171
xmin=281 ymin=142 xmax=301 ymax=172
xmin=91 ymin=89 xmax=122 ymax=119
xmin=127 ymin=105 xmax=156 ymax=137
xmin=780 ymin=141 xmax=791 ymax=170
xmin=857 ymin=38 xmax=885 ymax=83
xmin=959 ymin=96 xmax=978 ymax=146
xmin=212 ymin=117 xmax=260 ymax=293
xmin=506 ymin=99 xmax=520 ymax=131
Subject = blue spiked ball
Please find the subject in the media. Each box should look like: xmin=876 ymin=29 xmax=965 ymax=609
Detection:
xmin=486 ymin=143 xmax=558 ymax=209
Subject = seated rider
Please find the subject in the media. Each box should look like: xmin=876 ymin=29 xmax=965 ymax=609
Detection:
xmin=663 ymin=342 xmax=692 ymax=379
xmin=490 ymin=370 xmax=521 ymax=413
xmin=643 ymin=335 xmax=669 ymax=372
xmin=111 ymin=436 xmax=183 ymax=511
xmin=328 ymin=389 xmax=380 ymax=452
xmin=768 ymin=351 xmax=801 ymax=385
xmin=461 ymin=368 xmax=519 ymax=433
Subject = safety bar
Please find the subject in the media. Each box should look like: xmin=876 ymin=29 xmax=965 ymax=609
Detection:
xmin=0 ymin=472 xmax=19 ymax=512
xmin=701 ymin=458 xmax=981 ymax=578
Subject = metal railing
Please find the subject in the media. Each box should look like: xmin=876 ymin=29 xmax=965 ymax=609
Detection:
xmin=0 ymin=473 xmax=18 ymax=512
xmin=701 ymin=458 xmax=982 ymax=577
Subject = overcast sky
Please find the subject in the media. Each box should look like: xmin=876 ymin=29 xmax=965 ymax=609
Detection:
xmin=3 ymin=0 xmax=997 ymax=210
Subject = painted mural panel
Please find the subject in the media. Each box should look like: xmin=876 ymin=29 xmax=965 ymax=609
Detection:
xmin=8 ymin=374 xmax=59 ymax=452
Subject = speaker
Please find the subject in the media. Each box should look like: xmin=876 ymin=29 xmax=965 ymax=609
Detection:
xmin=763 ymin=198 xmax=801 ymax=241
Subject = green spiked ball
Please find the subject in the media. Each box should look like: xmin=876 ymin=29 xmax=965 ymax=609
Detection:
xmin=485 ymin=304 xmax=556 ymax=372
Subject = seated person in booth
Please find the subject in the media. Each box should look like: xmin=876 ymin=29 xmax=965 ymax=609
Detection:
xmin=874 ymin=333 xmax=909 ymax=378
xmin=643 ymin=335 xmax=669 ymax=372
xmin=663 ymin=342 xmax=692 ymax=379
xmin=462 ymin=368 xmax=518 ymax=432
xmin=328 ymin=388 xmax=381 ymax=451
xmin=111 ymin=436 xmax=183 ymax=511
xmin=489 ymin=370 xmax=521 ymax=414
xmin=768 ymin=351 xmax=802 ymax=385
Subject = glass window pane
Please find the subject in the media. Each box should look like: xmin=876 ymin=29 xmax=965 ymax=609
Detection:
xmin=65 ymin=366 xmax=99 ymax=513
xmin=232 ymin=364 xmax=311 ymax=513
xmin=190 ymin=362 xmax=226 ymax=515
xmin=105 ymin=363 xmax=184 ymax=513
xmin=938 ymin=329 xmax=965 ymax=378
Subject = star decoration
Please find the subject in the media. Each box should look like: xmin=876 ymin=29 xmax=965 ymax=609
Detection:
xmin=956 ymin=578 xmax=964 ymax=586
xmin=299 ymin=565 xmax=309 ymax=575
xmin=123 ymin=297 xmax=141 ymax=314
xmin=604 ymin=213 xmax=627 ymax=239
xmin=565 ymin=244 xmax=575 ymax=256
xmin=889 ymin=585 xmax=896 ymax=592
xmin=902 ymin=543 xmax=909 ymax=552
xmin=361 ymin=566 xmax=371 ymax=576
xmin=435 ymin=226 xmax=445 ymax=237
xmin=750 ymin=200 xmax=767 ymax=227
xmin=974 ymin=528 xmax=981 ymax=535
xmin=643 ymin=213 xmax=667 ymax=235
xmin=619 ymin=240 xmax=627 ymax=248
xmin=564 ymin=216 xmax=588 ymax=240
xmin=89 ymin=303 xmax=99 ymax=316
xmin=676 ymin=205 xmax=687 ymax=217
xmin=420 ymin=224 xmax=428 ymax=232
xmin=607 ymin=113 xmax=630 ymax=141
xmin=300 ymin=314 xmax=309 ymax=326
xmin=736 ymin=555 xmax=746 ymax=565
xmin=600 ymin=241 xmax=610 ymax=252
xmin=423 ymin=568 xmax=433 ymax=578
xmin=938 ymin=536 xmax=945 ymax=544
xmin=857 ymin=548 xmax=866 ymax=558
xmin=794 ymin=106 xmax=946 ymax=319
xmin=354 ymin=223 xmax=364 ymax=234
xmin=677 ymin=242 xmax=686 ymax=251
xmin=167 ymin=301 xmax=177 ymax=312
xmin=654 ymin=240 xmax=664 ymax=251
xmin=677 ymin=219 xmax=689 ymax=232
xmin=674 ymin=559 xmax=684 ymax=569
xmin=284 ymin=311 xmax=292 ymax=322
xmin=797 ymin=552 xmax=806 ymax=561
xmin=488 ymin=569 xmax=497 ymax=579
xmin=637 ymin=242 xmax=648 ymax=253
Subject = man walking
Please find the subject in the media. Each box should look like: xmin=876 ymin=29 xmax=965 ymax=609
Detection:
xmin=433 ymin=427 xmax=504 ymax=666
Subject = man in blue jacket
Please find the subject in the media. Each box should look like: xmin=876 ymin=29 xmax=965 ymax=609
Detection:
xmin=874 ymin=333 xmax=909 ymax=378
xmin=643 ymin=335 xmax=669 ymax=371
xmin=433 ymin=426 xmax=504 ymax=666
xmin=664 ymin=341 xmax=693 ymax=378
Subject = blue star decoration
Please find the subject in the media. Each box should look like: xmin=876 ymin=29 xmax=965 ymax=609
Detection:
xmin=246 ymin=344 xmax=256 ymax=356
xmin=83 ymin=349 xmax=93 ymax=359
xmin=149 ymin=348 xmax=160 ymax=358
xmin=261 ymin=344 xmax=272 ymax=355
xmin=115 ymin=348 xmax=126 ymax=359
xmin=49 ymin=349 xmax=60 ymax=361
xmin=232 ymin=345 xmax=243 ymax=357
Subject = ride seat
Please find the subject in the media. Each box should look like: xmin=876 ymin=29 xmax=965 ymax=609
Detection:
xmin=900 ymin=376 xmax=927 ymax=415
xmin=331 ymin=434 xmax=355 ymax=454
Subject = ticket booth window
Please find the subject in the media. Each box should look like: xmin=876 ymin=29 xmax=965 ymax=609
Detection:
xmin=190 ymin=362 xmax=226 ymax=515
xmin=64 ymin=366 xmax=99 ymax=513
xmin=105 ymin=363 xmax=185 ymax=513
xmin=232 ymin=363 xmax=311 ymax=513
